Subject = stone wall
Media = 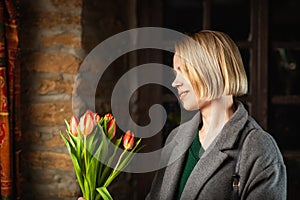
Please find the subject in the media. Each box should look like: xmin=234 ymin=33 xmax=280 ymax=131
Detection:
xmin=19 ymin=0 xmax=140 ymax=199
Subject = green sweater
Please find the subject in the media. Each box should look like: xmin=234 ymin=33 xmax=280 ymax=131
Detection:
xmin=176 ymin=133 xmax=205 ymax=199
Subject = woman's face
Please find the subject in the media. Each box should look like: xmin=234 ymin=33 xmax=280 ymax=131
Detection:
xmin=172 ymin=54 xmax=199 ymax=111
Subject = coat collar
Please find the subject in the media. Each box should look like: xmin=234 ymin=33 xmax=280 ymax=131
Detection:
xmin=181 ymin=101 xmax=249 ymax=199
xmin=214 ymin=100 xmax=249 ymax=151
xmin=159 ymin=112 xmax=200 ymax=200
xmin=160 ymin=101 xmax=249 ymax=199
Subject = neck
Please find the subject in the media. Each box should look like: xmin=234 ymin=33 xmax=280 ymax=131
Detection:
xmin=198 ymin=95 xmax=235 ymax=149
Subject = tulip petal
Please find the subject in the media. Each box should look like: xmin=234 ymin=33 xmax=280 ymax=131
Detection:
xmin=123 ymin=130 xmax=135 ymax=150
xmin=80 ymin=110 xmax=97 ymax=136
xmin=70 ymin=116 xmax=79 ymax=136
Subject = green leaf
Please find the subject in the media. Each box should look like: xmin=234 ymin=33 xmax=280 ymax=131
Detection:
xmin=103 ymin=118 xmax=108 ymax=135
xmin=76 ymin=129 xmax=84 ymax=165
xmin=86 ymin=127 xmax=100 ymax=155
xmin=86 ymin=145 xmax=102 ymax=199
xmin=116 ymin=138 xmax=143 ymax=171
xmin=99 ymin=126 xmax=109 ymax=163
xmin=60 ymin=131 xmax=86 ymax=195
xmin=83 ymin=178 xmax=90 ymax=200
xmin=70 ymin=152 xmax=85 ymax=196
xmin=65 ymin=145 xmax=84 ymax=194
xmin=95 ymin=192 xmax=102 ymax=200
xmin=67 ymin=130 xmax=77 ymax=149
xmin=59 ymin=131 xmax=70 ymax=148
xmin=96 ymin=139 xmax=105 ymax=186
xmin=99 ymin=137 xmax=122 ymax=186
xmin=131 ymin=139 xmax=144 ymax=157
xmin=104 ymin=138 xmax=143 ymax=187
xmin=64 ymin=119 xmax=70 ymax=131
xmin=96 ymin=187 xmax=113 ymax=200
xmin=64 ymin=120 xmax=76 ymax=150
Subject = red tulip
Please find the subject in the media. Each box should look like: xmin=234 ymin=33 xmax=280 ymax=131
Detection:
xmin=70 ymin=116 xmax=79 ymax=136
xmin=94 ymin=113 xmax=101 ymax=122
xmin=79 ymin=110 xmax=96 ymax=136
xmin=123 ymin=130 xmax=134 ymax=150
xmin=104 ymin=113 xmax=116 ymax=140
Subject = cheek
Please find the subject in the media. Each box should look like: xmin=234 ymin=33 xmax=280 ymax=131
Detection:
xmin=183 ymin=91 xmax=199 ymax=111
xmin=189 ymin=91 xmax=199 ymax=105
xmin=180 ymin=76 xmax=193 ymax=90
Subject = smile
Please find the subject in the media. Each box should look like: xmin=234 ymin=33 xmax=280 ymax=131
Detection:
xmin=179 ymin=91 xmax=188 ymax=99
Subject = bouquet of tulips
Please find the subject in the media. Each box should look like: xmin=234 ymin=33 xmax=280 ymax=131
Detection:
xmin=60 ymin=110 xmax=142 ymax=200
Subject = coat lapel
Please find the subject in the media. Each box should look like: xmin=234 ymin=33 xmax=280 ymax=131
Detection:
xmin=158 ymin=101 xmax=249 ymax=200
xmin=180 ymin=145 xmax=229 ymax=199
xmin=180 ymin=101 xmax=249 ymax=199
xmin=159 ymin=113 xmax=201 ymax=200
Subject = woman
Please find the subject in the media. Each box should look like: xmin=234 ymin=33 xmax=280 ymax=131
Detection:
xmin=146 ymin=30 xmax=286 ymax=200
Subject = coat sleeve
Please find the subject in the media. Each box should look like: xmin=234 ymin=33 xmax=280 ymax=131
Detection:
xmin=243 ymin=162 xmax=286 ymax=200
xmin=238 ymin=128 xmax=287 ymax=200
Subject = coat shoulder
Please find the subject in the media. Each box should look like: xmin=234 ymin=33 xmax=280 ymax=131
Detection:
xmin=242 ymin=125 xmax=284 ymax=167
xmin=239 ymin=120 xmax=287 ymax=199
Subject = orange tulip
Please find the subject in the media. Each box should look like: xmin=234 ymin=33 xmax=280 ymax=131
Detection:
xmin=123 ymin=130 xmax=134 ymax=150
xmin=94 ymin=113 xmax=101 ymax=122
xmin=80 ymin=110 xmax=96 ymax=136
xmin=104 ymin=113 xmax=116 ymax=140
xmin=70 ymin=116 xmax=79 ymax=136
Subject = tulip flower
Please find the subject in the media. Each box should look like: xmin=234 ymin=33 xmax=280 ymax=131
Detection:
xmin=60 ymin=111 xmax=142 ymax=200
xmin=104 ymin=113 xmax=116 ymax=140
xmin=94 ymin=113 xmax=101 ymax=122
xmin=79 ymin=110 xmax=96 ymax=136
xmin=123 ymin=130 xmax=134 ymax=150
xmin=70 ymin=116 xmax=79 ymax=136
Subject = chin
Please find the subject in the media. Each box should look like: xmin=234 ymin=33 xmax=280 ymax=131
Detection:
xmin=182 ymin=103 xmax=199 ymax=111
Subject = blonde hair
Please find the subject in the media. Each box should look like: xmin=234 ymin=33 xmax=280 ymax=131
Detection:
xmin=175 ymin=30 xmax=248 ymax=101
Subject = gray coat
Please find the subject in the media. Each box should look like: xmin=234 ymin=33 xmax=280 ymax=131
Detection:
xmin=146 ymin=101 xmax=287 ymax=200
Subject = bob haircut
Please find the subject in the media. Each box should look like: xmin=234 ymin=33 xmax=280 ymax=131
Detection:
xmin=174 ymin=30 xmax=248 ymax=101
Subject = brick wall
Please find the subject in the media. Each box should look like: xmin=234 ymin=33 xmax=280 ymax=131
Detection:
xmin=19 ymin=0 xmax=138 ymax=199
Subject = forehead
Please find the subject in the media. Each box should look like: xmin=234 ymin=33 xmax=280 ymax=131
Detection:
xmin=173 ymin=54 xmax=184 ymax=66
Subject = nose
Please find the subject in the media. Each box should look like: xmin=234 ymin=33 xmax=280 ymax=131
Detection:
xmin=171 ymin=73 xmax=182 ymax=88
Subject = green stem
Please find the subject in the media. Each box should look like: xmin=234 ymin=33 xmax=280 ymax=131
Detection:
xmin=103 ymin=150 xmax=127 ymax=187
xmin=84 ymin=135 xmax=88 ymax=169
xmin=112 ymin=150 xmax=126 ymax=173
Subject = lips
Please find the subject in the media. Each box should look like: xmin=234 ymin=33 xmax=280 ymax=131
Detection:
xmin=178 ymin=90 xmax=188 ymax=99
